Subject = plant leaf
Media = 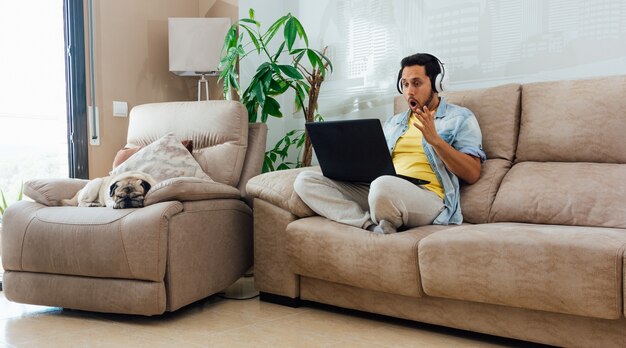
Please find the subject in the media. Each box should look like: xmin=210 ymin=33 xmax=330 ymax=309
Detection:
xmin=246 ymin=101 xmax=258 ymax=122
xmin=277 ymin=64 xmax=303 ymax=79
xmin=319 ymin=50 xmax=334 ymax=71
xmin=293 ymin=17 xmax=309 ymax=47
xmin=307 ymin=49 xmax=318 ymax=69
xmin=228 ymin=72 xmax=240 ymax=93
xmin=0 ymin=189 xmax=7 ymax=212
xmin=273 ymin=41 xmax=286 ymax=60
xmin=253 ymin=81 xmax=265 ymax=106
xmin=296 ymin=132 xmax=306 ymax=147
xmin=239 ymin=24 xmax=261 ymax=54
xmin=240 ymin=18 xmax=259 ymax=25
xmin=277 ymin=163 xmax=291 ymax=170
xmin=222 ymin=25 xmax=237 ymax=52
xmin=249 ymin=8 xmax=255 ymax=20
xmin=269 ymin=78 xmax=289 ymax=95
xmin=263 ymin=96 xmax=283 ymax=117
xmin=264 ymin=15 xmax=289 ymax=43
xmin=263 ymin=153 xmax=274 ymax=173
xmin=284 ymin=17 xmax=297 ymax=51
xmin=294 ymin=50 xmax=306 ymax=65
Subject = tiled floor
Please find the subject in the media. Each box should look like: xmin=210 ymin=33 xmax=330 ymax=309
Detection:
xmin=0 ymin=277 xmax=547 ymax=347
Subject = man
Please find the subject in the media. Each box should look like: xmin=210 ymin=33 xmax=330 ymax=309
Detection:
xmin=294 ymin=53 xmax=485 ymax=234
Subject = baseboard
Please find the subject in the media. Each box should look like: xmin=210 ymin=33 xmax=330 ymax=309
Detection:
xmin=259 ymin=292 xmax=301 ymax=307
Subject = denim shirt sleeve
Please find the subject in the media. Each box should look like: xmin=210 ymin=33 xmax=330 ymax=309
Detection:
xmin=451 ymin=114 xmax=486 ymax=163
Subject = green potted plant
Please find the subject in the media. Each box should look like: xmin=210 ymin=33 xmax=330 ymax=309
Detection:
xmin=219 ymin=9 xmax=332 ymax=171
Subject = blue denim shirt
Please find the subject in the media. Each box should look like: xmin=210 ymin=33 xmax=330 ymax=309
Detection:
xmin=382 ymin=97 xmax=486 ymax=225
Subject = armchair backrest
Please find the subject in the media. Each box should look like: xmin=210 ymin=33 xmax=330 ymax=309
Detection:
xmin=238 ymin=122 xmax=268 ymax=205
xmin=127 ymin=101 xmax=249 ymax=187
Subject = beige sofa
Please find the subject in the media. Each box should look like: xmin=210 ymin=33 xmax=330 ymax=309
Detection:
xmin=247 ymin=75 xmax=626 ymax=347
xmin=1 ymin=100 xmax=266 ymax=315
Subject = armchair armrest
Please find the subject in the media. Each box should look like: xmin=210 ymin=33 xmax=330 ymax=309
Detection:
xmin=24 ymin=178 xmax=89 ymax=206
xmin=246 ymin=167 xmax=319 ymax=218
xmin=144 ymin=177 xmax=240 ymax=205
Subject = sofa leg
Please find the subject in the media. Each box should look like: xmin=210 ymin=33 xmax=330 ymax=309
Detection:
xmin=259 ymin=292 xmax=301 ymax=307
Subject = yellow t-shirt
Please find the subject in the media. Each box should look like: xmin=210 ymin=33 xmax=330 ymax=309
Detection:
xmin=391 ymin=112 xmax=444 ymax=199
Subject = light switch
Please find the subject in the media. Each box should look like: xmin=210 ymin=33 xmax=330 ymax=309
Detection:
xmin=113 ymin=101 xmax=128 ymax=117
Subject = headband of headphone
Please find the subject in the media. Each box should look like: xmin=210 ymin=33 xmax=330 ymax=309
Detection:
xmin=396 ymin=54 xmax=448 ymax=94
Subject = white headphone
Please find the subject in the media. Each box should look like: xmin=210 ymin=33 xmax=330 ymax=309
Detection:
xmin=396 ymin=54 xmax=449 ymax=94
xmin=432 ymin=56 xmax=448 ymax=93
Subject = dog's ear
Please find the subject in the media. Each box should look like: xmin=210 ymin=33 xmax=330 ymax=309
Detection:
xmin=109 ymin=182 xmax=119 ymax=197
xmin=140 ymin=180 xmax=152 ymax=193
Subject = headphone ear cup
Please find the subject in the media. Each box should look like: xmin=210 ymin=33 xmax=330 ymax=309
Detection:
xmin=435 ymin=59 xmax=448 ymax=93
xmin=434 ymin=73 xmax=443 ymax=93
xmin=434 ymin=72 xmax=449 ymax=93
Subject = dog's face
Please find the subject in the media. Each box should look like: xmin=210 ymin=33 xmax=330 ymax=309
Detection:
xmin=108 ymin=175 xmax=153 ymax=209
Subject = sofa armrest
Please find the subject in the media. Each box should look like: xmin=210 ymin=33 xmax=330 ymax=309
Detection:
xmin=144 ymin=177 xmax=240 ymax=206
xmin=24 ymin=178 xmax=89 ymax=206
xmin=246 ymin=167 xmax=319 ymax=218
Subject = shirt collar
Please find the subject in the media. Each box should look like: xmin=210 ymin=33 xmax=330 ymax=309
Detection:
xmin=434 ymin=96 xmax=448 ymax=119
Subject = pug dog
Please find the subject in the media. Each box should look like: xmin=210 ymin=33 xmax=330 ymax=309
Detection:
xmin=62 ymin=171 xmax=157 ymax=209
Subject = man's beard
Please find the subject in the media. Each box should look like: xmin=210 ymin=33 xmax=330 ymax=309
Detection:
xmin=410 ymin=91 xmax=435 ymax=111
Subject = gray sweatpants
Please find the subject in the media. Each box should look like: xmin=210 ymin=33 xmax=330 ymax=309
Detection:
xmin=293 ymin=171 xmax=445 ymax=230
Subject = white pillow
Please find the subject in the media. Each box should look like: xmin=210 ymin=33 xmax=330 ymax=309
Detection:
xmin=111 ymin=133 xmax=211 ymax=183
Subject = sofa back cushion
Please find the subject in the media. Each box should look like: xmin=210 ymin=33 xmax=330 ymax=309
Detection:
xmin=126 ymin=101 xmax=248 ymax=187
xmin=442 ymin=83 xmax=521 ymax=162
xmin=491 ymin=162 xmax=626 ymax=228
xmin=516 ymin=75 xmax=626 ymax=163
xmin=394 ymin=83 xmax=521 ymax=162
xmin=492 ymin=75 xmax=626 ymax=228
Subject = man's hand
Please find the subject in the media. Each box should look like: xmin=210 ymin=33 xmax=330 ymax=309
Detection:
xmin=412 ymin=105 xmax=482 ymax=184
xmin=412 ymin=106 xmax=444 ymax=147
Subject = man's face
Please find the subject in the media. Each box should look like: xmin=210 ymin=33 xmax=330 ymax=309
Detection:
xmin=400 ymin=65 xmax=434 ymax=111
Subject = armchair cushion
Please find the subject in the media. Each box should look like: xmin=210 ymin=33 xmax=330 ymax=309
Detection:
xmin=111 ymin=133 xmax=210 ymax=183
xmin=112 ymin=140 xmax=193 ymax=169
xmin=144 ymin=177 xmax=241 ymax=205
xmin=24 ymin=178 xmax=89 ymax=206
xmin=246 ymin=167 xmax=318 ymax=218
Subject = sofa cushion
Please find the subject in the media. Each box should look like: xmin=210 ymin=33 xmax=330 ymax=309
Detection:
xmin=111 ymin=133 xmax=210 ymax=183
xmin=112 ymin=140 xmax=192 ymax=169
xmin=490 ymin=162 xmax=626 ymax=228
xmin=24 ymin=178 xmax=89 ymax=206
xmin=144 ymin=177 xmax=240 ymax=205
xmin=516 ymin=75 xmax=626 ymax=163
xmin=1 ymin=200 xmax=183 ymax=282
xmin=459 ymin=158 xmax=511 ymax=224
xmin=247 ymin=167 xmax=318 ymax=218
xmin=442 ymin=83 xmax=521 ymax=162
xmin=419 ymin=222 xmax=626 ymax=320
xmin=126 ymin=100 xmax=248 ymax=187
xmin=286 ymin=217 xmax=450 ymax=297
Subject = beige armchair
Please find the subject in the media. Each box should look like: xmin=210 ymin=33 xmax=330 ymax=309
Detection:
xmin=1 ymin=100 xmax=267 ymax=315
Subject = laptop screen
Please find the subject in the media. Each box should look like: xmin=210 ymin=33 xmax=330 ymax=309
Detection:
xmin=305 ymin=119 xmax=397 ymax=183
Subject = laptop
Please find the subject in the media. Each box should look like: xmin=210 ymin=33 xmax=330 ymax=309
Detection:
xmin=305 ymin=119 xmax=430 ymax=185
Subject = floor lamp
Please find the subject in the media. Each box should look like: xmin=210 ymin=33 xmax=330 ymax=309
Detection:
xmin=168 ymin=17 xmax=231 ymax=101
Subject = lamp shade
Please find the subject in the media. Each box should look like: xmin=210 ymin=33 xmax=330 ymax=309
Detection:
xmin=168 ymin=17 xmax=231 ymax=76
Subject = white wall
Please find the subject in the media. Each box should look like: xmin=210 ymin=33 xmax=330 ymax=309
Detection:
xmin=240 ymin=0 xmax=626 ymax=155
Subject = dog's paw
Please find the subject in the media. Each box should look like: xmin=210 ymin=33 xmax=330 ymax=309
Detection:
xmin=87 ymin=203 xmax=103 ymax=207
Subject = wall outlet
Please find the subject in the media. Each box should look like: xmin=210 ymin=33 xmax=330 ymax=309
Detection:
xmin=113 ymin=101 xmax=128 ymax=117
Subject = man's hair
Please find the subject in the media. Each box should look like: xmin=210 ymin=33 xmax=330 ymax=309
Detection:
xmin=396 ymin=53 xmax=442 ymax=93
